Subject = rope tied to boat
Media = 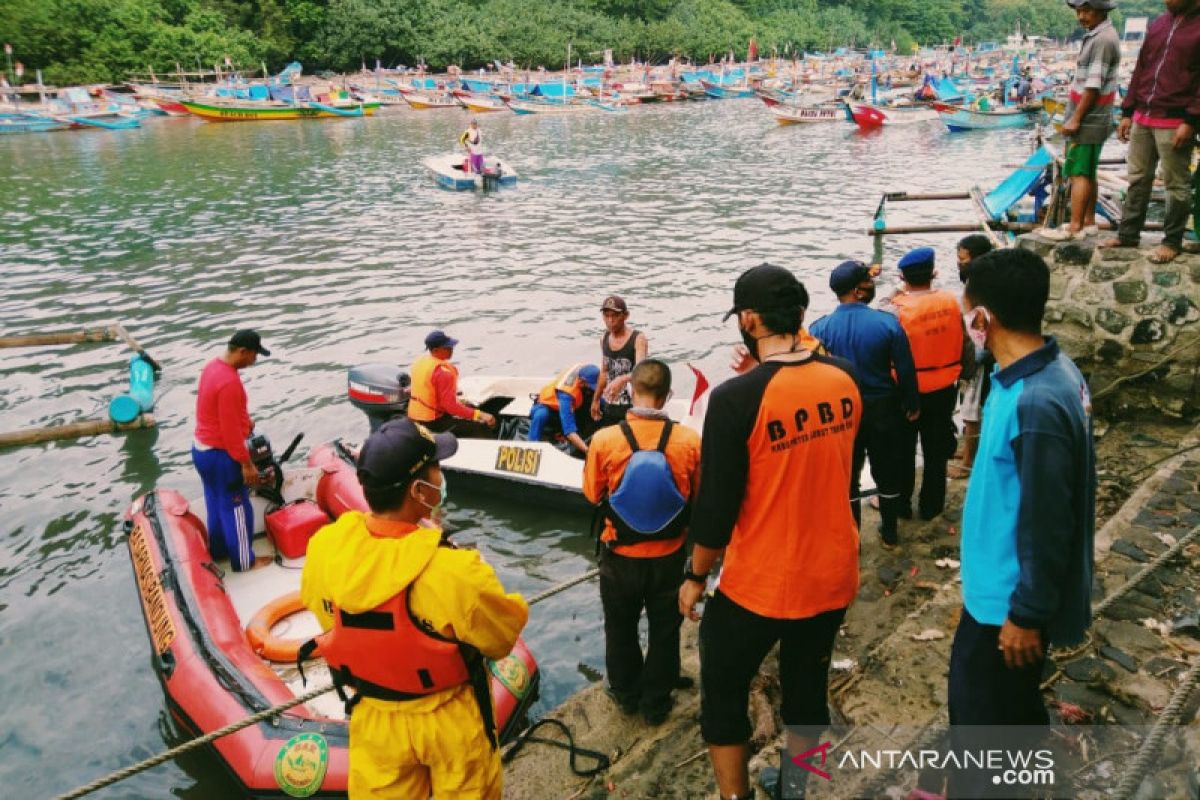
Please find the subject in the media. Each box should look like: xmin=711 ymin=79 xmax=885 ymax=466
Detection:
xmin=52 ymin=565 xmax=602 ymax=799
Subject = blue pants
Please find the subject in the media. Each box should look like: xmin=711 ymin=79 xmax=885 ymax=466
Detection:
xmin=527 ymin=403 xmax=553 ymax=441
xmin=191 ymin=446 xmax=256 ymax=571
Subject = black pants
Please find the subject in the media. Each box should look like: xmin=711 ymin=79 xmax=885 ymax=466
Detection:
xmin=899 ymin=385 xmax=958 ymax=518
xmin=425 ymin=413 xmax=493 ymax=439
xmin=699 ymin=591 xmax=846 ymax=745
xmin=852 ymin=395 xmax=906 ymax=536
xmin=598 ymin=546 xmax=685 ymax=715
xmin=947 ymin=609 xmax=1049 ymax=799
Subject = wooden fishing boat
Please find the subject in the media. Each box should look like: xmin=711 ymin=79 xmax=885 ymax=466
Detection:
xmin=844 ymin=101 xmax=938 ymax=129
xmin=401 ymin=92 xmax=461 ymax=111
xmin=930 ymin=101 xmax=1038 ymax=132
xmin=699 ymin=79 xmax=755 ymax=99
xmin=423 ymin=153 xmax=518 ymax=191
xmin=458 ymin=94 xmax=507 ymax=113
xmin=771 ymin=103 xmax=844 ymax=124
xmin=180 ymin=99 xmax=379 ymax=121
xmin=0 ymin=112 xmax=70 ymax=134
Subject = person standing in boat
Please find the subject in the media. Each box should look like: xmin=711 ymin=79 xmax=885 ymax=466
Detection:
xmin=191 ymin=329 xmax=271 ymax=572
xmin=459 ymin=118 xmax=484 ymax=174
xmin=591 ymin=295 xmax=648 ymax=426
xmin=300 ymin=417 xmax=529 ymax=799
xmin=1040 ymin=0 xmax=1120 ymax=242
xmin=408 ymin=329 xmax=496 ymax=437
xmin=584 ymin=359 xmax=701 ymax=726
xmin=680 ymin=264 xmax=861 ymax=800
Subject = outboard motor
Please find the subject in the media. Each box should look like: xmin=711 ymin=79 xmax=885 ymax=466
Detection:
xmin=482 ymin=159 xmax=502 ymax=191
xmin=347 ymin=363 xmax=411 ymax=433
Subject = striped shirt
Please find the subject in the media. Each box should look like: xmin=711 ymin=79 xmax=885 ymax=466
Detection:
xmin=1066 ymin=18 xmax=1121 ymax=144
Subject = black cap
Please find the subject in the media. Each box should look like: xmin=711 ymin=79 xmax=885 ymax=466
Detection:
xmin=356 ymin=418 xmax=458 ymax=490
xmin=829 ymin=260 xmax=872 ymax=295
xmin=600 ymin=295 xmax=628 ymax=313
xmin=229 ymin=329 xmax=270 ymax=356
xmin=1066 ymin=0 xmax=1114 ymax=9
xmin=722 ymin=263 xmax=806 ymax=321
xmin=424 ymin=329 xmax=459 ymax=350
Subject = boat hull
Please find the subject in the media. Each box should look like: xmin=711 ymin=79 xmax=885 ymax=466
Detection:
xmin=180 ymin=100 xmax=379 ymax=121
xmin=931 ymin=102 xmax=1036 ymax=131
xmin=423 ymin=153 xmax=518 ymax=191
xmin=771 ymin=105 xmax=843 ymax=124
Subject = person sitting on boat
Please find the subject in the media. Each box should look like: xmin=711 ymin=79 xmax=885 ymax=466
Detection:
xmin=191 ymin=329 xmax=272 ymax=572
xmin=408 ymin=329 xmax=496 ymax=437
xmin=592 ymin=295 xmax=649 ymax=426
xmin=459 ymin=119 xmax=484 ymax=173
xmin=527 ymin=363 xmax=600 ymax=455
xmin=300 ymin=417 xmax=529 ymax=799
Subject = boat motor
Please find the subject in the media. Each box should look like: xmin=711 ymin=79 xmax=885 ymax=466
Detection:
xmin=347 ymin=363 xmax=411 ymax=433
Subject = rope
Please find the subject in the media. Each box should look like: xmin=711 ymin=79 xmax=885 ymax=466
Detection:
xmin=1093 ymin=525 xmax=1200 ymax=617
xmin=1112 ymin=657 xmax=1200 ymax=800
xmin=55 ymin=563 xmax=602 ymax=799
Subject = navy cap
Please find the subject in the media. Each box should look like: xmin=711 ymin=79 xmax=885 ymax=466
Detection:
xmin=424 ymin=329 xmax=459 ymax=350
xmin=356 ymin=418 xmax=458 ymax=490
xmin=898 ymin=247 xmax=936 ymax=273
xmin=579 ymin=364 xmax=600 ymax=388
xmin=229 ymin=329 xmax=270 ymax=356
xmin=829 ymin=260 xmax=871 ymax=295
xmin=723 ymin=263 xmax=807 ymax=321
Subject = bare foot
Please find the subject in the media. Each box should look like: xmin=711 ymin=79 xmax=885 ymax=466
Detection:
xmin=1098 ymin=237 xmax=1135 ymax=249
xmin=252 ymin=555 xmax=274 ymax=570
xmin=1148 ymin=244 xmax=1180 ymax=264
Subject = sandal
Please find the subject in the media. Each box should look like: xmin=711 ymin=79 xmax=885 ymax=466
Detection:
xmin=1148 ymin=245 xmax=1180 ymax=264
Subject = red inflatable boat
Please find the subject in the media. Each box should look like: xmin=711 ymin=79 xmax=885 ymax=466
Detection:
xmin=124 ymin=439 xmax=540 ymax=797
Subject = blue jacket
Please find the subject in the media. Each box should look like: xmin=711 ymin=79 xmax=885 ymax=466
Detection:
xmin=809 ymin=303 xmax=919 ymax=412
xmin=961 ymin=338 xmax=1096 ymax=646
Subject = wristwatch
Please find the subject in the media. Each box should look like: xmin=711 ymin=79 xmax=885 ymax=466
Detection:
xmin=683 ymin=556 xmax=709 ymax=584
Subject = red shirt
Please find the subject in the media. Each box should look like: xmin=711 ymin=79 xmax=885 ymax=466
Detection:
xmin=194 ymin=358 xmax=252 ymax=463
xmin=432 ymin=365 xmax=477 ymax=420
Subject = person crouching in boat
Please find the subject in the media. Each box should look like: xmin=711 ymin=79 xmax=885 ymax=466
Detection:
xmin=526 ymin=363 xmax=600 ymax=456
xmin=460 ymin=119 xmax=484 ymax=174
xmin=408 ymin=329 xmax=497 ymax=438
xmin=300 ymin=418 xmax=529 ymax=799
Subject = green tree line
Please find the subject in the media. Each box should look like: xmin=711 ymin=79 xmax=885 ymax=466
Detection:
xmin=0 ymin=0 xmax=1144 ymax=86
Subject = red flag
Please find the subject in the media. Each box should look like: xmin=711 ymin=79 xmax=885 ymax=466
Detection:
xmin=953 ymin=35 xmax=962 ymax=47
xmin=748 ymin=39 xmax=758 ymax=62
xmin=687 ymin=364 xmax=710 ymax=417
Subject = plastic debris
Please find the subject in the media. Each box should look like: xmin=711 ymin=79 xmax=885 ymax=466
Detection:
xmin=1142 ymin=618 xmax=1171 ymax=636
xmin=1155 ymin=532 xmax=1178 ymax=547
xmin=831 ymin=658 xmax=857 ymax=671
xmin=934 ymin=558 xmax=961 ymax=569
xmin=911 ymin=629 xmax=946 ymax=642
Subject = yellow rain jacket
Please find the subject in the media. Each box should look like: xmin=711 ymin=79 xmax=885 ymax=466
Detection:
xmin=301 ymin=511 xmax=529 ymax=799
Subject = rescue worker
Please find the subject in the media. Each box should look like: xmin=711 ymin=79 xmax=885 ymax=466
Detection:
xmin=886 ymin=247 xmax=973 ymax=521
xmin=583 ymin=359 xmax=701 ymax=726
xmin=192 ymin=328 xmax=271 ymax=572
xmin=526 ymin=363 xmax=600 ymax=455
xmin=408 ymin=329 xmax=496 ymax=437
xmin=459 ymin=118 xmax=484 ymax=174
xmin=591 ymin=295 xmax=649 ymax=426
xmin=300 ymin=417 xmax=529 ymax=799
xmin=809 ymin=261 xmax=919 ymax=547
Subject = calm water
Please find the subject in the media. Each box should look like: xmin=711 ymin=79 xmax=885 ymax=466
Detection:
xmin=0 ymin=101 xmax=1038 ymax=797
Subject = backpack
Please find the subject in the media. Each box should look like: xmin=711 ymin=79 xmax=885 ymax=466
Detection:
xmin=597 ymin=420 xmax=690 ymax=546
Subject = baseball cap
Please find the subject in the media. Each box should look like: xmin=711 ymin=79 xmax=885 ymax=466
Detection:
xmin=424 ymin=329 xmax=459 ymax=350
xmin=829 ymin=260 xmax=872 ymax=295
xmin=722 ymin=263 xmax=807 ymax=321
xmin=898 ymin=247 xmax=936 ymax=273
xmin=1066 ymin=0 xmax=1114 ymax=9
xmin=579 ymin=364 xmax=600 ymax=388
xmin=600 ymin=295 xmax=628 ymax=313
xmin=229 ymin=329 xmax=270 ymax=356
xmin=356 ymin=417 xmax=458 ymax=490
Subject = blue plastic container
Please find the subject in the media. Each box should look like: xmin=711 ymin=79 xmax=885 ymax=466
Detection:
xmin=129 ymin=354 xmax=155 ymax=411
xmin=109 ymin=395 xmax=141 ymax=424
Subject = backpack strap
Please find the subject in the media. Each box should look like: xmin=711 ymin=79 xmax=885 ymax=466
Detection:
xmin=654 ymin=419 xmax=674 ymax=454
xmin=618 ymin=420 xmax=640 ymax=453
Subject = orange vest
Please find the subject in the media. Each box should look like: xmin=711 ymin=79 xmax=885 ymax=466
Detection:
xmin=408 ymin=354 xmax=457 ymax=422
xmin=316 ymin=587 xmax=470 ymax=700
xmin=537 ymin=363 xmax=586 ymax=411
xmin=891 ymin=290 xmax=963 ymax=393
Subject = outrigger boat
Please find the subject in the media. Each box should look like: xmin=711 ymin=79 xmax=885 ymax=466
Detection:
xmin=930 ymin=100 xmax=1039 ymax=132
xmin=180 ymin=93 xmax=379 ymax=122
xmin=770 ymin=103 xmax=844 ymax=124
xmin=423 ymin=153 xmax=518 ymax=191
xmin=124 ymin=438 xmax=540 ymax=797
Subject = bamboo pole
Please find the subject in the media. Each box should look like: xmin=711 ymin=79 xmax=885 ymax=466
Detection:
xmin=0 ymin=326 xmax=118 ymax=349
xmin=0 ymin=414 xmax=156 ymax=449
xmin=882 ymin=191 xmax=973 ymax=202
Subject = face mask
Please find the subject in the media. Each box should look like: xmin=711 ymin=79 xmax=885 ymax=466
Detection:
xmin=858 ymin=286 xmax=876 ymax=305
xmin=963 ymin=306 xmax=991 ymax=350
xmin=413 ymin=476 xmax=448 ymax=526
xmin=739 ymin=325 xmax=760 ymax=362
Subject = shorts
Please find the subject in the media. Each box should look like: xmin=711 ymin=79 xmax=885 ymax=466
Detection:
xmin=698 ymin=590 xmax=846 ymax=745
xmin=1063 ymin=142 xmax=1102 ymax=179
xmin=958 ymin=368 xmax=984 ymax=423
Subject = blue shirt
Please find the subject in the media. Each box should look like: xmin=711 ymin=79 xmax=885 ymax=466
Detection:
xmin=961 ymin=338 xmax=1096 ymax=645
xmin=809 ymin=303 xmax=919 ymax=411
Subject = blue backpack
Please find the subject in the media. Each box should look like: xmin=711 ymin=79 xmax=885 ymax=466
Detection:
xmin=598 ymin=420 xmax=690 ymax=545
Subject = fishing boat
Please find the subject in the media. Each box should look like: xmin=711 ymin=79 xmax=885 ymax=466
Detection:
xmin=123 ymin=445 xmax=540 ymax=798
xmin=423 ymin=153 xmax=518 ymax=191
xmin=401 ymin=92 xmax=461 ymax=111
xmin=770 ymin=103 xmax=844 ymax=124
xmin=844 ymin=101 xmax=939 ymax=128
xmin=457 ymin=93 xmax=508 ymax=113
xmin=0 ymin=112 xmax=70 ymax=134
xmin=699 ymin=79 xmax=755 ymax=100
xmin=930 ymin=101 xmax=1038 ymax=132
xmin=180 ymin=97 xmax=379 ymax=121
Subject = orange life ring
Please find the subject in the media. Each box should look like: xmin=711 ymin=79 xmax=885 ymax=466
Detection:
xmin=245 ymin=590 xmax=321 ymax=663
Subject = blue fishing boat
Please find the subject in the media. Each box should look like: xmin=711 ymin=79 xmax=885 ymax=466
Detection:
xmin=699 ymin=79 xmax=755 ymax=99
xmin=0 ymin=113 xmax=69 ymax=134
xmin=931 ymin=101 xmax=1037 ymax=132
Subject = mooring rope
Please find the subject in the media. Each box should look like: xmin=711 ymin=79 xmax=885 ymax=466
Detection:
xmin=1112 ymin=656 xmax=1200 ymax=800
xmin=54 ymin=564 xmax=601 ymax=799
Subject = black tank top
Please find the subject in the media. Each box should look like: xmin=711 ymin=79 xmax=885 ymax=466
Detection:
xmin=602 ymin=330 xmax=640 ymax=406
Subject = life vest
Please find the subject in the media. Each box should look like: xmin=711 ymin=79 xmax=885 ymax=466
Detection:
xmin=408 ymin=354 xmax=457 ymax=422
xmin=598 ymin=420 xmax=690 ymax=545
xmin=891 ymin=290 xmax=964 ymax=393
xmin=537 ymin=363 xmax=586 ymax=411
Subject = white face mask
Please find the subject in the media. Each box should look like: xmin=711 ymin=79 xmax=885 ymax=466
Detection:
xmin=963 ymin=306 xmax=991 ymax=351
xmin=413 ymin=476 xmax=448 ymax=527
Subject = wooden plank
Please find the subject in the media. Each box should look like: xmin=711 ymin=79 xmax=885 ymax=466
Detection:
xmin=0 ymin=414 xmax=157 ymax=449
xmin=0 ymin=326 xmax=119 ymax=349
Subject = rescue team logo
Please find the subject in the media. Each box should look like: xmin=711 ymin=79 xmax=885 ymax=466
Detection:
xmin=495 ymin=445 xmax=542 ymax=476
xmin=765 ymin=396 xmax=856 ymax=453
xmin=274 ymin=732 xmax=329 ymax=798
xmin=489 ymin=653 xmax=532 ymax=699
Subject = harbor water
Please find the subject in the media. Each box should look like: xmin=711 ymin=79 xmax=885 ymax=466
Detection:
xmin=0 ymin=100 xmax=1038 ymax=797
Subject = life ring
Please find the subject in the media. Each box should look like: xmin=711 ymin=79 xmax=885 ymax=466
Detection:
xmin=245 ymin=590 xmax=321 ymax=663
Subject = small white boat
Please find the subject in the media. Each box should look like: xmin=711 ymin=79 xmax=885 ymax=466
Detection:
xmin=770 ymin=103 xmax=845 ymax=124
xmin=422 ymin=152 xmax=518 ymax=191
